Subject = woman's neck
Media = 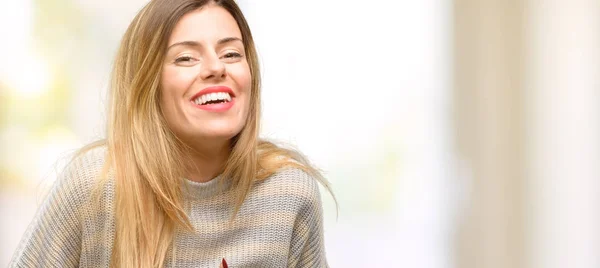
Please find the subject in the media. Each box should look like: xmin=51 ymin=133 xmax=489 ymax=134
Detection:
xmin=184 ymin=141 xmax=230 ymax=183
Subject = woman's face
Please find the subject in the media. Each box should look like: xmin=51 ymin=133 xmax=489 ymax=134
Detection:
xmin=161 ymin=5 xmax=251 ymax=145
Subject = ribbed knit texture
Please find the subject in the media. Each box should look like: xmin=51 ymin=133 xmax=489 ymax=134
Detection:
xmin=9 ymin=147 xmax=328 ymax=268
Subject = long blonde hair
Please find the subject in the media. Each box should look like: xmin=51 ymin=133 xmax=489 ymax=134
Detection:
xmin=76 ymin=0 xmax=335 ymax=267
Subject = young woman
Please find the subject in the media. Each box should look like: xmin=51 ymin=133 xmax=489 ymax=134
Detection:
xmin=9 ymin=0 xmax=334 ymax=267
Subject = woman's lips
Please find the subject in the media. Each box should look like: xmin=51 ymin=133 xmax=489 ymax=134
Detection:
xmin=191 ymin=97 xmax=235 ymax=112
xmin=190 ymin=85 xmax=235 ymax=112
xmin=190 ymin=86 xmax=236 ymax=101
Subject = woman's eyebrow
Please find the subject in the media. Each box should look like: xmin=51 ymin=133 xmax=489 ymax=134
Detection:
xmin=167 ymin=37 xmax=243 ymax=51
xmin=217 ymin=36 xmax=243 ymax=45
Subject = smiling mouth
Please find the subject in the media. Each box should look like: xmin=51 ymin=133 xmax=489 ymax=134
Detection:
xmin=192 ymin=92 xmax=232 ymax=106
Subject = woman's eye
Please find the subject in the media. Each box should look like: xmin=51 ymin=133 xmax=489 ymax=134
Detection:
xmin=175 ymin=56 xmax=195 ymax=63
xmin=222 ymin=52 xmax=242 ymax=59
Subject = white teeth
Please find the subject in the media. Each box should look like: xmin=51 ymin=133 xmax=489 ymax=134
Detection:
xmin=194 ymin=92 xmax=232 ymax=105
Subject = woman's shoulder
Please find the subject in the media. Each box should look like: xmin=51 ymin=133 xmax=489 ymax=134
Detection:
xmin=64 ymin=144 xmax=108 ymax=181
xmin=52 ymin=144 xmax=109 ymax=199
xmin=265 ymin=167 xmax=319 ymax=192
xmin=255 ymin=167 xmax=323 ymax=206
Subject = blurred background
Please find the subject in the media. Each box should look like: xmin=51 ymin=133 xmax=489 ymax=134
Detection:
xmin=0 ymin=0 xmax=598 ymax=267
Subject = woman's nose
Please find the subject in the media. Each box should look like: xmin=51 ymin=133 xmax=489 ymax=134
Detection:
xmin=199 ymin=55 xmax=226 ymax=80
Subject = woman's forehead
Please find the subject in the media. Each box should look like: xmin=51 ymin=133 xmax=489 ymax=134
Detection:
xmin=167 ymin=5 xmax=242 ymax=47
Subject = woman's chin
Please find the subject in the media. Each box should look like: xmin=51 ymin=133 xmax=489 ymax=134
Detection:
xmin=171 ymin=117 xmax=247 ymax=144
xmin=191 ymin=127 xmax=243 ymax=141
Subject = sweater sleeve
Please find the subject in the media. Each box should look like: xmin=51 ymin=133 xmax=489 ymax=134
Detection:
xmin=9 ymin=154 xmax=96 ymax=268
xmin=287 ymin=173 xmax=329 ymax=268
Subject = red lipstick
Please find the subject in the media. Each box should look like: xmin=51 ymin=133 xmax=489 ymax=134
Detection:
xmin=190 ymin=86 xmax=235 ymax=112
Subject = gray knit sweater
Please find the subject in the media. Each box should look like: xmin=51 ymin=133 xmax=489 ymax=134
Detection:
xmin=9 ymin=147 xmax=328 ymax=267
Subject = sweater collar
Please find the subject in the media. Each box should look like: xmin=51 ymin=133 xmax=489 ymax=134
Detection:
xmin=182 ymin=174 xmax=231 ymax=200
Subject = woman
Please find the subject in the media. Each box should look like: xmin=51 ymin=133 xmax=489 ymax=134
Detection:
xmin=9 ymin=0 xmax=334 ymax=267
